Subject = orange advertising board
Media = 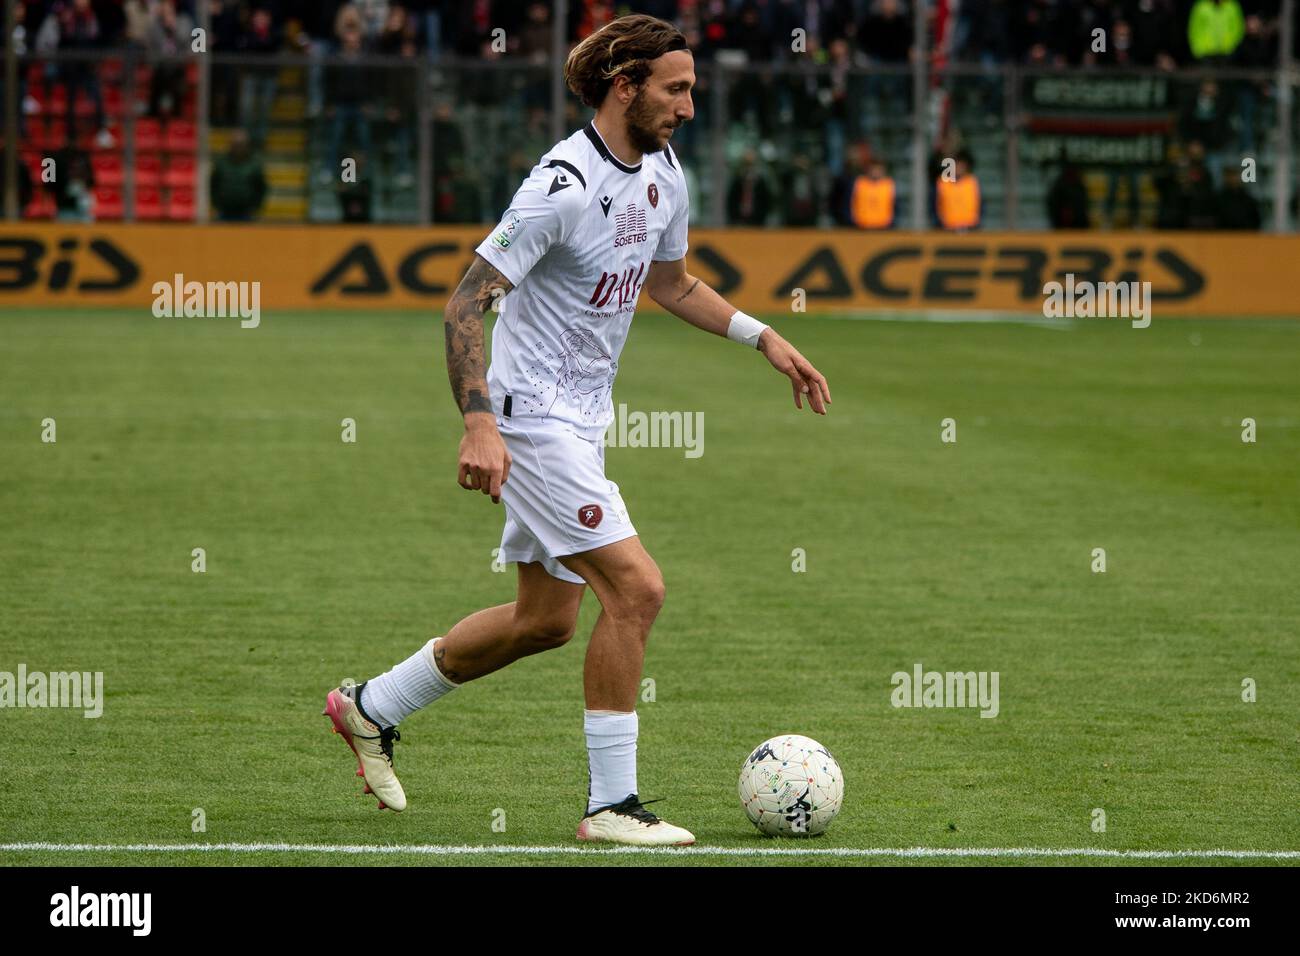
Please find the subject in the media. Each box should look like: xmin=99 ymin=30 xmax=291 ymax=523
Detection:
xmin=1 ymin=224 xmax=1295 ymax=316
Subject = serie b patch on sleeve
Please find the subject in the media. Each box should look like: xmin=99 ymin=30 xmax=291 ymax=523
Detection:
xmin=492 ymin=210 xmax=527 ymax=249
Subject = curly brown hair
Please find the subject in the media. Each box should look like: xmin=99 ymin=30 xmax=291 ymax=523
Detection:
xmin=564 ymin=14 xmax=689 ymax=109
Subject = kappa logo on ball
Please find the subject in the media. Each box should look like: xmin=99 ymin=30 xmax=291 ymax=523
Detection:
xmin=578 ymin=504 xmax=603 ymax=528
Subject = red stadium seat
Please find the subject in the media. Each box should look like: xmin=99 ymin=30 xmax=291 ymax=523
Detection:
xmin=22 ymin=190 xmax=55 ymax=220
xmin=134 ymin=117 xmax=163 ymax=152
xmin=134 ymin=184 xmax=164 ymax=220
xmin=98 ymin=59 xmax=125 ymax=84
xmin=94 ymin=185 xmax=125 ymax=220
xmin=163 ymin=153 xmax=195 ymax=188
xmin=104 ymin=86 xmax=125 ymax=119
xmin=166 ymin=186 xmax=195 ymax=221
xmin=91 ymin=152 xmax=125 ymax=187
xmin=165 ymin=119 xmax=196 ymax=153
xmin=19 ymin=151 xmax=43 ymax=181
xmin=45 ymin=120 xmax=69 ymax=150
xmin=21 ymin=118 xmax=47 ymax=150
xmin=73 ymin=90 xmax=96 ymax=119
xmin=135 ymin=153 xmax=163 ymax=186
xmin=48 ymin=84 xmax=68 ymax=115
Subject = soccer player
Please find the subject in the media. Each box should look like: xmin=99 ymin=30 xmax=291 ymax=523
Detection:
xmin=324 ymin=14 xmax=831 ymax=846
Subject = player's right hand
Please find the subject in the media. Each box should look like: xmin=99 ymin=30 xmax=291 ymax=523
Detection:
xmin=458 ymin=416 xmax=512 ymax=504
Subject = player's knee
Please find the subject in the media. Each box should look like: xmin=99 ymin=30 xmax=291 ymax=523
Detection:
xmin=610 ymin=571 xmax=665 ymax=626
xmin=516 ymin=615 xmax=576 ymax=651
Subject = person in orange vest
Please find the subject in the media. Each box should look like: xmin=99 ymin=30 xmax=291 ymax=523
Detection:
xmin=935 ymin=154 xmax=981 ymax=231
xmin=851 ymin=160 xmax=896 ymax=229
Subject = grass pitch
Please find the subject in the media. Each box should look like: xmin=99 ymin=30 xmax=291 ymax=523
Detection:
xmin=1 ymin=308 xmax=1297 ymax=867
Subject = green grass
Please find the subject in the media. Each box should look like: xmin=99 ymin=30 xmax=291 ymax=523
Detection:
xmin=1 ymin=308 xmax=1298 ymax=867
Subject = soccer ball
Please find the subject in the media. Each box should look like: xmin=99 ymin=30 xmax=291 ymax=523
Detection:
xmin=738 ymin=734 xmax=844 ymax=836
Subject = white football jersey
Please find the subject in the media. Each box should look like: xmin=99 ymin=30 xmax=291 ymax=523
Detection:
xmin=475 ymin=122 xmax=689 ymax=441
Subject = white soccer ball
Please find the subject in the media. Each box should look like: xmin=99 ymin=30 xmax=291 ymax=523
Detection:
xmin=738 ymin=734 xmax=844 ymax=836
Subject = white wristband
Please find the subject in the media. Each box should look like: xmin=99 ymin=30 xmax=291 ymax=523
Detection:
xmin=726 ymin=310 xmax=769 ymax=348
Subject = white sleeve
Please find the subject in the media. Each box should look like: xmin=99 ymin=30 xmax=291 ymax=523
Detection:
xmin=475 ymin=164 xmax=582 ymax=285
xmin=653 ymin=170 xmax=690 ymax=262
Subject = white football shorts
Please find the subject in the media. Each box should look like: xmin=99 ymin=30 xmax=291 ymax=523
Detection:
xmin=496 ymin=414 xmax=637 ymax=584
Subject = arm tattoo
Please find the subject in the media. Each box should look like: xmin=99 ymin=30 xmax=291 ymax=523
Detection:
xmin=444 ymin=255 xmax=513 ymax=417
xmin=674 ymin=277 xmax=701 ymax=304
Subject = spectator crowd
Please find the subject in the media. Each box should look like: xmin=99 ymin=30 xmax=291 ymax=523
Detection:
xmin=8 ymin=1 xmax=1288 ymax=228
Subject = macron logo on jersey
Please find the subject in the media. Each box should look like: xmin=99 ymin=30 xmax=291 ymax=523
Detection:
xmin=613 ymin=202 xmax=648 ymax=248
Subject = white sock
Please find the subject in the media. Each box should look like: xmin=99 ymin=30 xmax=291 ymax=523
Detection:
xmin=585 ymin=709 xmax=638 ymax=813
xmin=359 ymin=637 xmax=458 ymax=729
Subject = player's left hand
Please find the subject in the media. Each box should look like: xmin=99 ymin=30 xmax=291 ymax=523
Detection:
xmin=758 ymin=329 xmax=832 ymax=414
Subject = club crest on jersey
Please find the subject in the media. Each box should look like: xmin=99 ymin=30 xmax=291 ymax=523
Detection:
xmin=613 ymin=202 xmax=648 ymax=248
xmin=578 ymin=504 xmax=604 ymax=529
xmin=491 ymin=210 xmax=526 ymax=249
xmin=647 ymin=182 xmax=659 ymax=208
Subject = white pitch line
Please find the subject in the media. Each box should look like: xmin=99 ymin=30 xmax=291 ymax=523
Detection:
xmin=1 ymin=843 xmax=1298 ymax=860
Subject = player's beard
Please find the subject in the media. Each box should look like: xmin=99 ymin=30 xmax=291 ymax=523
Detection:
xmin=625 ymin=88 xmax=671 ymax=155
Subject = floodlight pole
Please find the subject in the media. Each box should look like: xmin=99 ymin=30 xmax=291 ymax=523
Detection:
xmin=550 ymin=0 xmax=568 ymax=145
xmin=909 ymin=0 xmax=927 ymax=230
xmin=196 ymin=0 xmax=211 ymax=223
xmin=1276 ymin=0 xmax=1294 ymax=232
xmin=3 ymin=0 xmax=17 ymax=220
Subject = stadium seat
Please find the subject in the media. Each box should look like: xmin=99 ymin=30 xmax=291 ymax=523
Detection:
xmin=135 ymin=117 xmax=163 ymax=152
xmin=98 ymin=59 xmax=125 ymax=84
xmin=165 ymin=120 xmax=197 ymax=153
xmin=73 ymin=127 xmax=99 ymax=151
xmin=94 ymin=185 xmax=125 ymax=220
xmin=166 ymin=186 xmax=195 ymax=221
xmin=48 ymin=84 xmax=68 ymax=116
xmin=135 ymin=153 xmax=163 ymax=187
xmin=73 ymin=90 xmax=96 ymax=120
xmin=19 ymin=151 xmax=42 ymax=181
xmin=134 ymin=184 xmax=163 ymax=220
xmin=22 ymin=190 xmax=55 ymax=220
xmin=104 ymin=86 xmax=125 ymax=119
xmin=21 ymin=118 xmax=46 ymax=150
xmin=163 ymin=154 xmax=195 ymax=189
xmin=91 ymin=153 xmax=125 ymax=187
xmin=45 ymin=120 xmax=69 ymax=151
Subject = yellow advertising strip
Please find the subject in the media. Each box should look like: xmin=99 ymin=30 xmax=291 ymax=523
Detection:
xmin=2 ymin=224 xmax=1297 ymax=316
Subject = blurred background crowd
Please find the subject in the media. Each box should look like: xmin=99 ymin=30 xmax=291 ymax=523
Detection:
xmin=5 ymin=0 xmax=1295 ymax=229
